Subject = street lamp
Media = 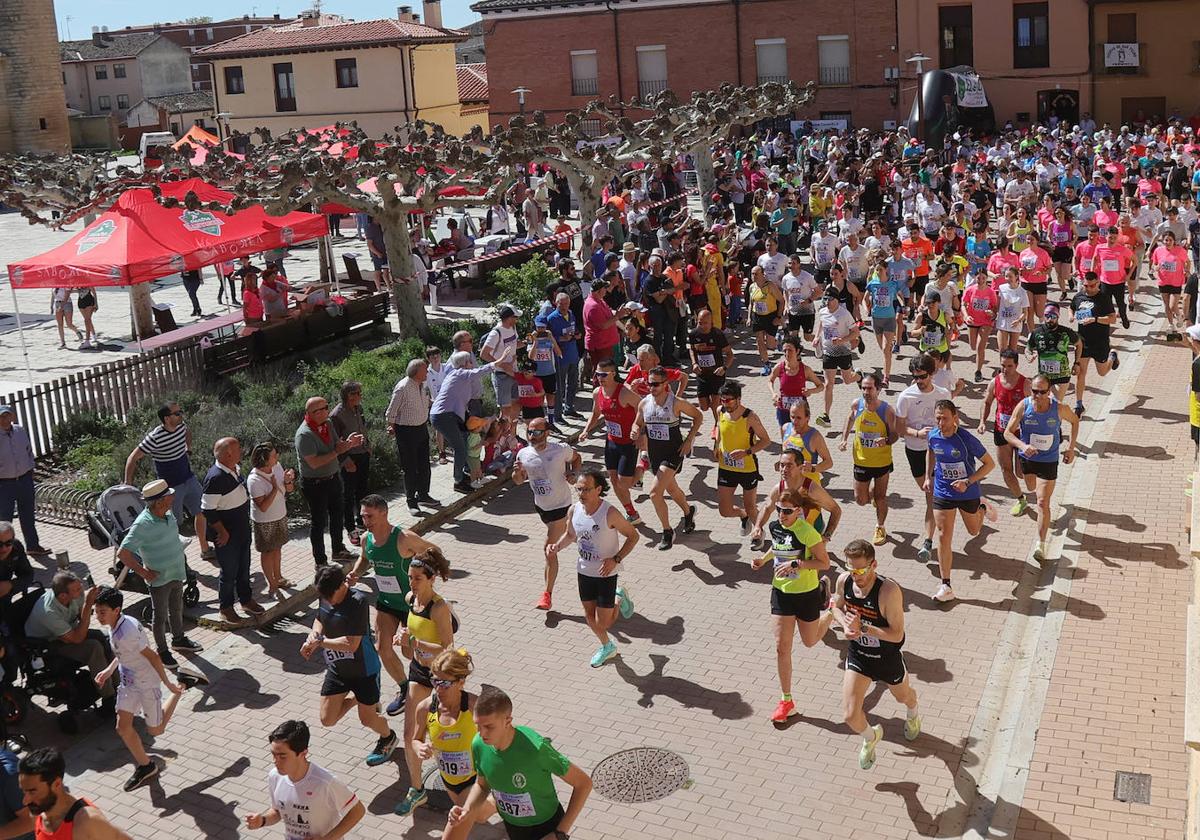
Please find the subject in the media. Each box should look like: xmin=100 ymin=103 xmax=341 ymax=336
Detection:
xmin=215 ymin=111 xmax=232 ymax=145
xmin=512 ymin=86 xmax=531 ymax=116
xmin=905 ymin=53 xmax=930 ymax=148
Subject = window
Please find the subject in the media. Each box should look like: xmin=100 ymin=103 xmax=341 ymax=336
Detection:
xmin=636 ymin=45 xmax=667 ymax=100
xmin=224 ymin=65 xmax=245 ymax=95
xmin=755 ymin=39 xmax=788 ymax=85
xmin=94 ymin=65 xmax=107 ymax=80
xmin=113 ymin=63 xmax=126 ymax=79
xmin=579 ymin=118 xmax=602 ymax=137
xmin=273 ymin=62 xmax=297 ymax=112
xmin=1013 ymin=2 xmax=1049 ymax=69
xmin=116 ymin=94 xmax=128 ymax=109
xmin=938 ymin=5 xmax=973 ymax=68
xmin=817 ymin=35 xmax=850 ymax=86
xmin=39 ymin=118 xmax=47 ymax=130
xmin=206 ymin=27 xmax=215 ymax=42
xmin=335 ymin=58 xmax=358 ymax=88
xmin=97 ymin=95 xmax=111 ymax=110
xmin=570 ymin=50 xmax=598 ymax=96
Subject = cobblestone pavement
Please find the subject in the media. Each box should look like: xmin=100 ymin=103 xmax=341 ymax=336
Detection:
xmin=8 ymin=271 xmax=1192 ymax=840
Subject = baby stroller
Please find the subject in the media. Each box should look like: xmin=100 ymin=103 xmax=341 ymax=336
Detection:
xmin=85 ymin=484 xmax=201 ymax=608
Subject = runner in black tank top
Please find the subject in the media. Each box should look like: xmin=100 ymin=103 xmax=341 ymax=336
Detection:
xmin=832 ymin=539 xmax=921 ymax=771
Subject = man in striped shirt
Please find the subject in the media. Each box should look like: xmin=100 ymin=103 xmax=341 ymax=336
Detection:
xmin=125 ymin=403 xmax=202 ymax=534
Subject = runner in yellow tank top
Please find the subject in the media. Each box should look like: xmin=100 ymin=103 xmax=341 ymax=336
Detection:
xmin=838 ymin=372 xmax=897 ymax=546
xmin=712 ymin=381 xmax=773 ymax=548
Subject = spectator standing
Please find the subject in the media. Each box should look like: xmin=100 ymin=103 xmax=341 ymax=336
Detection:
xmin=331 ymin=382 xmax=371 ymax=545
xmin=366 ymin=219 xmax=390 ymax=285
xmin=197 ymin=437 xmax=264 ymax=623
xmin=386 ymin=359 xmax=435 ymax=515
xmin=23 ymin=571 xmax=115 ymax=714
xmin=0 ymin=406 xmax=48 ymax=557
xmin=583 ymin=277 xmax=624 ymax=375
xmin=481 ymin=305 xmax=523 ymax=424
xmin=547 ymin=293 xmax=582 ymax=420
xmin=180 ymin=270 xmax=203 ymax=317
xmin=116 ymin=480 xmax=204 ymax=669
xmin=295 ymin=398 xmax=363 ymax=571
xmin=246 ymin=443 xmax=295 ymax=600
xmin=124 ymin=402 xmax=203 ymax=537
xmin=431 ymin=349 xmax=514 ymax=494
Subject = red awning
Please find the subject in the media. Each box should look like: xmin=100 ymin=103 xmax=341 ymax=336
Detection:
xmin=7 ymin=181 xmax=327 ymax=289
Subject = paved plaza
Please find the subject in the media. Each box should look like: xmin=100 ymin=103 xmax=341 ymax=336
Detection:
xmin=8 ymin=262 xmax=1191 ymax=839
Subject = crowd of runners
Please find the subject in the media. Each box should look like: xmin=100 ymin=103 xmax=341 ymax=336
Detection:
xmin=4 ymin=116 xmax=1198 ymax=840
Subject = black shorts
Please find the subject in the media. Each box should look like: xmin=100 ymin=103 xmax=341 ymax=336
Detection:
xmin=1021 ymin=281 xmax=1049 ymax=297
xmin=321 ymin=669 xmax=382 ymax=705
xmin=538 ymin=373 xmax=557 ymax=395
xmin=649 ymin=449 xmax=684 ymax=475
xmin=521 ymin=405 xmax=546 ymax=420
xmin=822 ymin=353 xmax=853 ymax=371
xmin=770 ymin=585 xmax=823 ymax=621
xmin=537 ymin=505 xmax=570 ymax=524
xmin=932 ymin=496 xmax=981 ymax=512
xmin=1159 ymin=284 xmax=1183 ymax=295
xmin=1051 ymin=245 xmax=1073 ymax=263
xmin=752 ymin=312 xmax=778 ymax=334
xmin=604 ymin=440 xmax=638 ymax=477
xmin=815 ymin=267 xmax=832 ymax=286
xmin=911 ymin=274 xmax=929 ymax=299
xmin=717 ymin=468 xmax=761 ymax=490
xmin=853 ymin=463 xmax=893 ymax=483
xmin=409 ymin=659 xmax=433 ymax=688
xmin=503 ymin=806 xmax=566 ymax=840
xmin=696 ymin=373 xmax=726 ymax=399
xmin=375 ymin=602 xmax=409 ymax=625
xmin=1019 ymin=457 xmax=1058 ymax=481
xmin=577 ymin=573 xmax=618 ymax=608
xmin=846 ymin=648 xmax=907 ymax=686
xmin=787 ymin=311 xmax=816 ymax=335
xmin=443 ymin=775 xmax=477 ymax=794
xmin=1193 ymin=425 xmax=1199 ymax=445
xmin=993 ymin=428 xmax=1009 ymax=448
xmin=1080 ymin=337 xmax=1111 ymax=362
xmin=903 ymin=447 xmax=926 ymax=479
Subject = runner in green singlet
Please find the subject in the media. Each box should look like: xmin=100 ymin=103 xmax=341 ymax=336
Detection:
xmin=348 ymin=494 xmax=440 ymax=718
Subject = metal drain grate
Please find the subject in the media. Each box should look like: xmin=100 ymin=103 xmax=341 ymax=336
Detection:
xmin=1113 ymin=771 xmax=1151 ymax=804
xmin=592 ymin=747 xmax=690 ymax=804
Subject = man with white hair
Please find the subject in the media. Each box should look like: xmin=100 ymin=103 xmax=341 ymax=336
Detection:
xmin=197 ymin=437 xmax=263 ymax=624
xmin=386 ymin=358 xmax=435 ymax=515
xmin=431 ymin=345 xmax=516 ymax=493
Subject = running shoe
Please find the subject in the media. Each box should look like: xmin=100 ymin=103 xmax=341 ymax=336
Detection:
xmin=815 ymin=413 xmax=831 ymax=427
xmin=859 ymin=724 xmax=883 ymax=770
xmin=881 ymin=375 xmax=890 ymax=390
xmin=904 ymin=715 xmax=922 ymax=742
xmin=547 ymin=421 xmax=562 ymax=434
xmin=891 ymin=341 xmax=901 ymax=355
xmin=536 ymin=590 xmax=552 ymax=611
xmin=872 ymin=527 xmax=887 ymax=546
xmin=916 ymin=539 xmax=933 ymax=563
xmin=365 ymin=730 xmax=398 ymax=766
xmin=680 ymin=505 xmax=697 ymax=534
xmin=171 ymin=636 xmax=203 ymax=653
xmin=749 ymin=537 xmax=764 ymax=552
xmin=385 ymin=685 xmax=408 ymax=717
xmin=858 ymin=336 xmax=866 ymax=353
xmin=1011 ymin=496 xmax=1028 ymax=516
xmin=658 ymin=528 xmax=675 ymax=551
xmin=1032 ymin=543 xmax=1047 ymax=563
xmin=616 ymin=585 xmax=634 ymax=619
xmin=393 ymin=786 xmax=428 ymax=816
xmin=158 ymin=649 xmax=179 ymax=670
xmin=348 ymin=529 xmax=362 ymax=547
xmin=625 ymin=507 xmax=642 ymax=525
xmin=760 ymin=363 xmax=772 ymax=376
xmin=332 ymin=548 xmax=357 ymax=561
xmin=123 ymin=761 xmax=159 ymax=792
xmin=770 ymin=699 xmax=797 ymax=723
xmin=974 ymin=369 xmax=983 ymax=382
xmin=981 ymin=500 xmax=998 ymax=523
xmin=1073 ymin=401 xmax=1085 ymax=418
xmin=590 ymin=641 xmax=618 ymax=667
xmin=740 ymin=516 xmax=751 ymax=536
xmin=933 ymin=583 xmax=956 ymax=602
xmin=1109 ymin=350 xmax=1120 ymax=370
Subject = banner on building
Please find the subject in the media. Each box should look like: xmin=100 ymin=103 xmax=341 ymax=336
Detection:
xmin=790 ymin=119 xmax=848 ymax=136
xmin=950 ymin=72 xmax=988 ymax=109
xmin=1104 ymin=43 xmax=1140 ymax=68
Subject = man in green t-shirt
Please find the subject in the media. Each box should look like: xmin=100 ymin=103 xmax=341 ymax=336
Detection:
xmin=1026 ymin=305 xmax=1080 ymax=400
xmin=445 ymin=686 xmax=592 ymax=840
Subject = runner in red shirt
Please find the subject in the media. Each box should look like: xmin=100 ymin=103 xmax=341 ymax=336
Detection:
xmin=977 ymin=348 xmax=1031 ymax=515
xmin=581 ymin=357 xmax=643 ymax=523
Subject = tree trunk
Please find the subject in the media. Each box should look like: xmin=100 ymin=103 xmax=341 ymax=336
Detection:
xmin=318 ymin=235 xmax=331 ymax=284
xmin=569 ymin=172 xmax=601 ymax=248
xmin=691 ymin=145 xmax=717 ymax=205
xmin=381 ymin=212 xmax=429 ymax=339
xmin=129 ymin=283 xmax=155 ymax=342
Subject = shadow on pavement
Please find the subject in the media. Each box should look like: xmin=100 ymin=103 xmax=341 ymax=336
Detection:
xmin=188 ymin=667 xmax=283 ymax=713
xmin=543 ymin=611 xmax=686 ymax=646
xmin=613 ymin=653 xmax=753 ymax=719
xmin=149 ymin=755 xmax=251 ymax=840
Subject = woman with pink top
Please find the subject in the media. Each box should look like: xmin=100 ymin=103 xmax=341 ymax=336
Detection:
xmin=1017 ymin=231 xmax=1053 ymax=333
xmin=961 ymin=271 xmax=999 ymax=381
xmin=986 ymin=237 xmax=1020 ymax=291
xmin=1149 ymin=230 xmax=1192 ymax=342
xmin=1093 ymin=196 xmax=1119 ymax=238
xmin=768 ymin=336 xmax=823 ymax=436
xmin=1047 ymin=206 xmax=1075 ymax=299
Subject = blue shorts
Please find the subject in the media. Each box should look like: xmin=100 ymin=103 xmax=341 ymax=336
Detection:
xmin=171 ymin=474 xmax=203 ymax=521
xmin=492 ymin=371 xmax=516 ymax=405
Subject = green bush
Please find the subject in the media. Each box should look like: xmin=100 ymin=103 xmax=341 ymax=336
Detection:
xmin=487 ymin=256 xmax=558 ymax=335
xmin=52 ymin=411 xmax=126 ymax=452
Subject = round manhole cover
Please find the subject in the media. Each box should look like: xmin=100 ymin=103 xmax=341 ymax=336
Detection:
xmin=592 ymin=747 xmax=690 ymax=803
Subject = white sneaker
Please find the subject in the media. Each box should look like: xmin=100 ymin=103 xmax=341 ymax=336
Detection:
xmin=933 ymin=583 xmax=956 ymax=602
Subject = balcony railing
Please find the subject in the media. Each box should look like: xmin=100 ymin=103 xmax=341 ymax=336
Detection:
xmin=638 ymin=79 xmax=668 ymax=100
xmin=571 ymin=77 xmax=599 ymax=96
xmin=757 ymin=74 xmax=789 ymax=85
xmin=818 ymin=65 xmax=850 ymax=86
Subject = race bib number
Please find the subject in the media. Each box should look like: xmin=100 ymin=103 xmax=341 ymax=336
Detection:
xmin=647 ymin=424 xmax=670 ymax=441
xmin=578 ymin=540 xmax=597 ymax=565
xmin=1020 ymin=252 xmax=1038 ymax=269
xmin=1162 ymin=261 xmax=1178 ymax=273
xmin=997 ymin=412 xmax=1011 ymax=429
xmin=494 ymin=792 xmax=536 ymax=819
xmin=857 ymin=634 xmax=881 ymax=648
xmin=858 ymin=432 xmax=883 ymax=448
xmin=780 ymin=395 xmax=802 ymax=408
xmin=531 ymin=479 xmax=552 ymax=497
xmin=1029 ymin=433 xmax=1055 ymax=452
xmin=376 ymin=575 xmax=403 ymax=594
xmin=697 ymin=353 xmax=716 ymax=368
xmin=823 ymin=326 xmax=839 ymax=342
xmin=1077 ymin=303 xmax=1095 ymax=324
xmin=788 ymin=293 xmax=806 ymax=311
xmin=438 ymin=750 xmax=473 ymax=778
xmin=323 ymin=648 xmax=351 ymax=664
xmin=722 ymin=452 xmax=746 ymax=470
xmin=924 ymin=328 xmax=943 ymax=346
xmin=872 ymin=290 xmax=891 ymax=308
xmin=517 ymin=385 xmax=536 ymax=398
xmin=605 ymin=420 xmax=624 ymax=439
xmin=1039 ymin=358 xmax=1062 ymax=374
xmin=999 ymin=307 xmax=1017 ymax=320
xmin=940 ymin=460 xmax=968 ymax=482
xmin=533 ymin=347 xmax=553 ymax=362
xmin=753 ymin=300 xmax=770 ymax=315
xmin=1053 ymin=230 xmax=1070 ymax=245
xmin=970 ymin=298 xmax=989 ymax=311
xmin=772 ymin=558 xmax=798 ymax=578
xmin=1080 ymin=256 xmax=1094 ymax=270
xmin=1102 ymin=259 xmax=1120 ymax=273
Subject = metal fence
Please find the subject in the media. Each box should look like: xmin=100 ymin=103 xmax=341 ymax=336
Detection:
xmin=4 ymin=339 xmax=205 ymax=458
xmin=638 ymin=79 xmax=669 ymax=100
xmin=572 ymin=77 xmax=599 ymax=96
xmin=818 ymin=66 xmax=851 ymax=86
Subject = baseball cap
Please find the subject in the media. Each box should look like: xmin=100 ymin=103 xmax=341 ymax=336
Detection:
xmin=142 ymin=479 xmax=174 ymax=501
xmin=0 ymin=405 xmax=12 ymax=416
xmin=497 ymin=304 xmax=522 ymax=319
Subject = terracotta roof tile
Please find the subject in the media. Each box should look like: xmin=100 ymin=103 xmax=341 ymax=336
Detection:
xmin=195 ymin=18 xmax=465 ymax=58
xmin=456 ymin=63 xmax=488 ymax=103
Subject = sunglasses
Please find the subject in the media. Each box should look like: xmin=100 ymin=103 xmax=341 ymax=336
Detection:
xmin=775 ymin=505 xmax=796 ymax=516
xmin=529 ymin=429 xmax=548 ymax=436
xmin=1031 ymin=388 xmax=1050 ymax=395
xmin=648 ymin=381 xmax=667 ymax=388
xmin=849 ymin=564 xmax=873 ymax=576
xmin=913 ymin=373 xmax=930 ymax=381
xmin=0 ymin=539 xmax=13 ymax=547
xmin=431 ymin=677 xmax=459 ymax=689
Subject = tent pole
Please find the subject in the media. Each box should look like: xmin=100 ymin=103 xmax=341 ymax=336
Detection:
xmin=8 ymin=285 xmax=35 ymax=386
xmin=128 ymin=286 xmax=144 ymax=353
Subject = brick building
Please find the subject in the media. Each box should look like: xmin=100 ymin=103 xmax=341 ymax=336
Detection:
xmin=60 ymin=32 xmax=193 ymax=124
xmin=0 ymin=0 xmax=71 ymax=153
xmin=470 ymin=0 xmax=901 ymax=131
xmin=110 ymin=14 xmax=301 ymax=91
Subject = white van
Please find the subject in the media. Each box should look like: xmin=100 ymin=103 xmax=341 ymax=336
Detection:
xmin=139 ymin=131 xmax=177 ymax=169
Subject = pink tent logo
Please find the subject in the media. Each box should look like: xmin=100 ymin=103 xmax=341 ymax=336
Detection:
xmin=77 ymin=220 xmax=117 ymax=255
xmin=179 ymin=209 xmax=225 ymax=236
xmin=280 ymin=226 xmax=295 ymax=244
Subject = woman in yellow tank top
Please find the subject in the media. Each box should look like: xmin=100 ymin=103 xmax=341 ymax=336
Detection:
xmin=712 ymin=381 xmax=773 ymax=548
xmin=748 ymin=265 xmax=786 ymax=375
xmin=837 ymin=372 xmax=896 ymax=547
xmin=402 ymin=648 xmax=498 ymax=821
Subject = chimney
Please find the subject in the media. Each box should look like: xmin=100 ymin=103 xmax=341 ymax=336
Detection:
xmin=91 ymin=28 xmax=104 ymax=46
xmin=300 ymin=10 xmax=320 ymax=27
xmin=398 ymin=6 xmax=417 ymax=22
xmin=422 ymin=0 xmax=442 ymax=28
xmin=273 ymin=13 xmax=281 ymax=19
